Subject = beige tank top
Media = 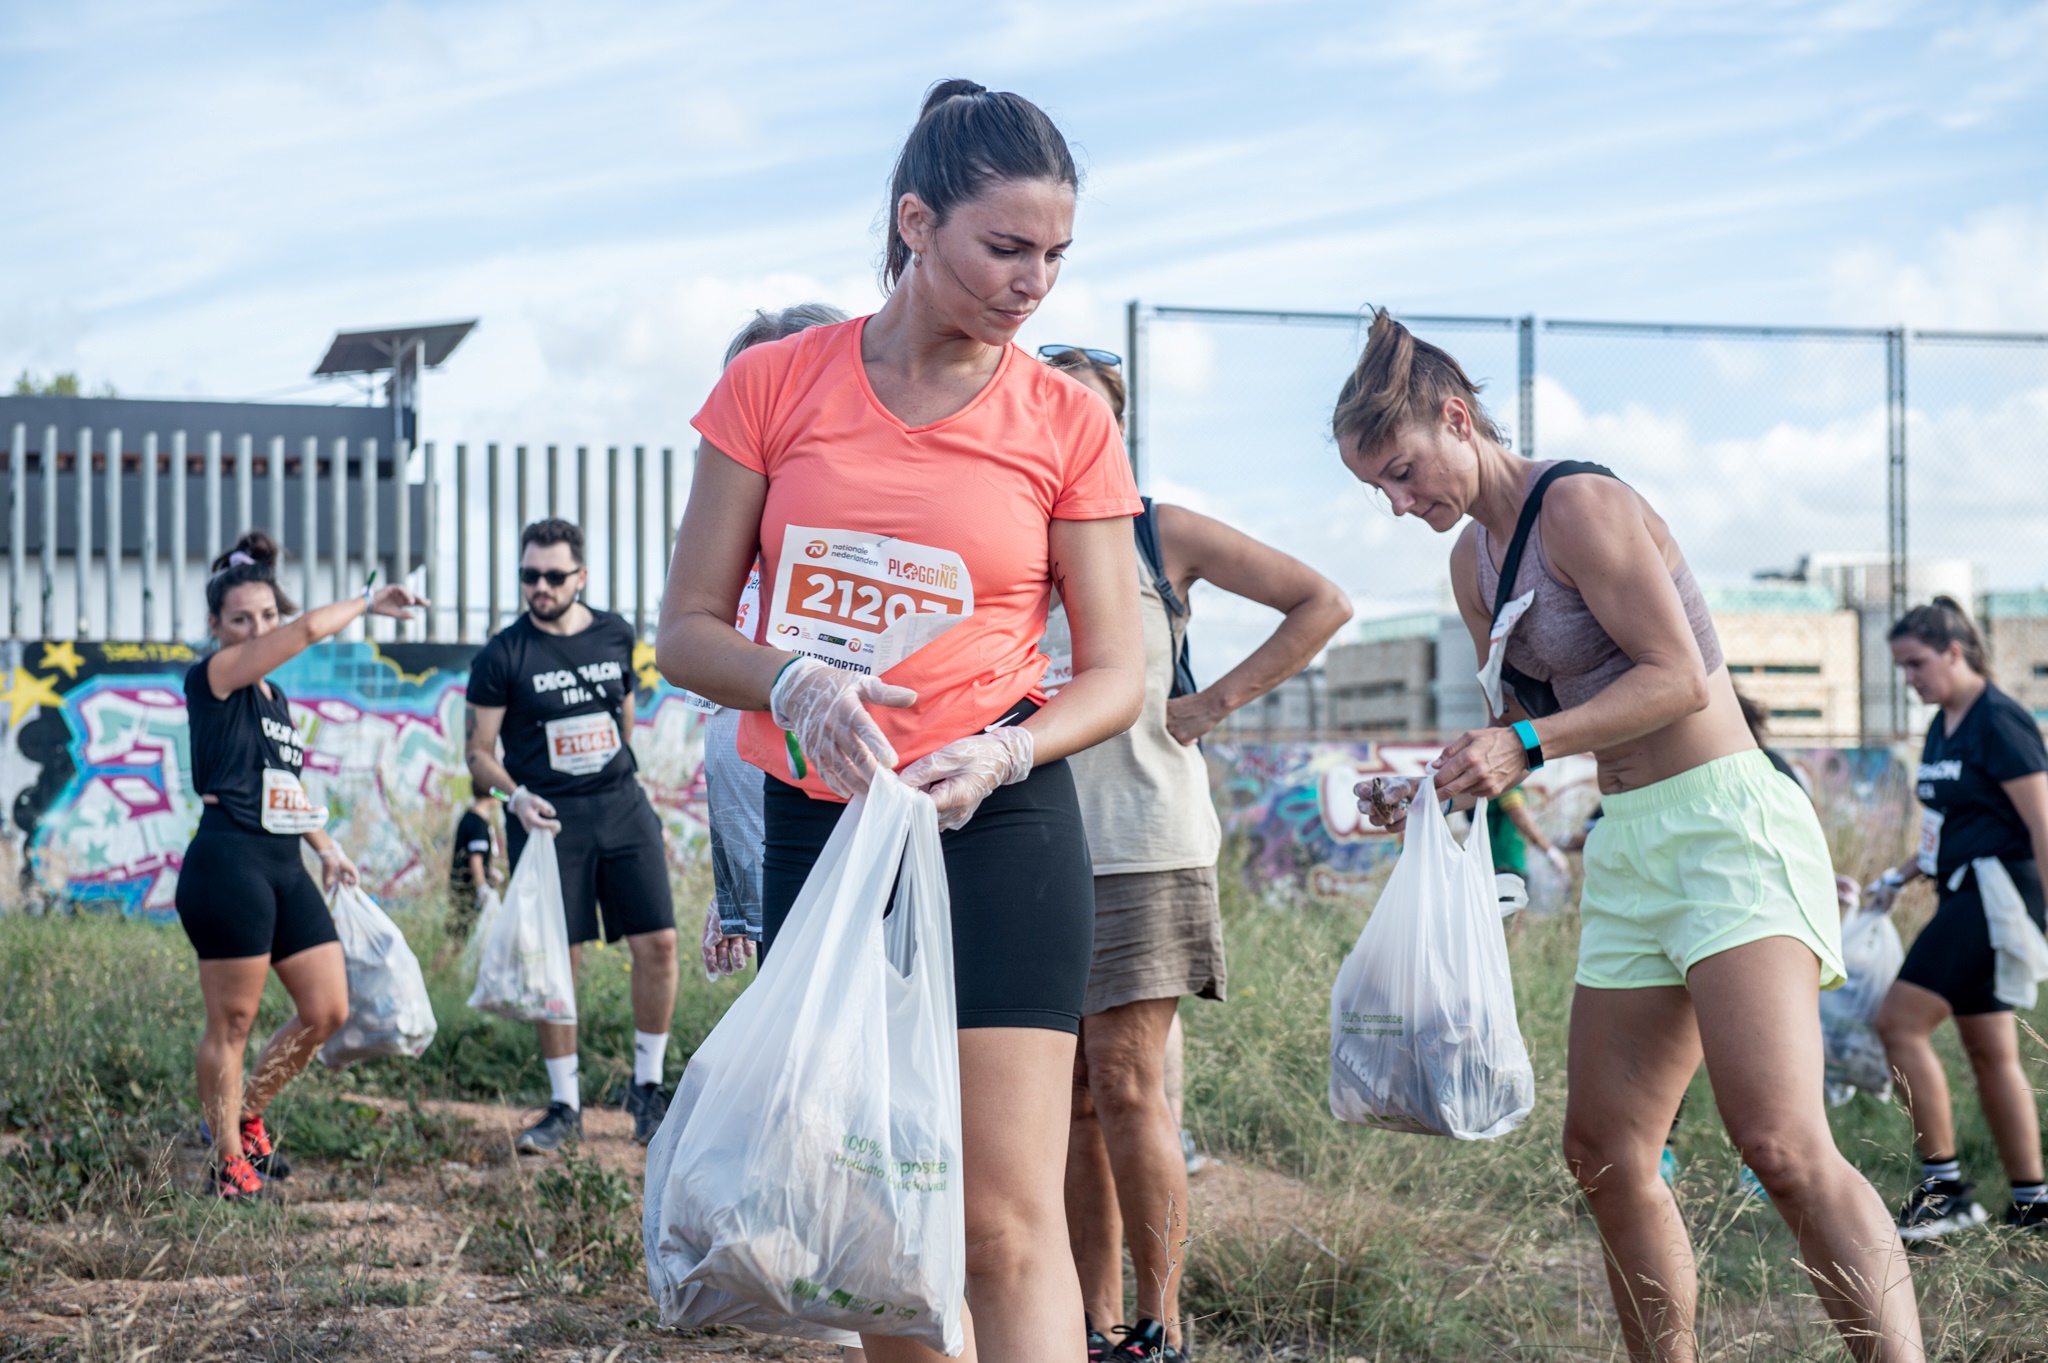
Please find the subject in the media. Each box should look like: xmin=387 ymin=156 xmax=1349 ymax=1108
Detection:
xmin=1049 ymin=563 xmax=1222 ymax=876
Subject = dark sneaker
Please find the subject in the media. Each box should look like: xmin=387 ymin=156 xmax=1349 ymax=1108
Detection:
xmin=1111 ymin=1318 xmax=1188 ymax=1361
xmin=624 ymin=1081 xmax=669 ymax=1147
xmin=2006 ymin=1199 xmax=2048 ymax=1231
xmin=1087 ymin=1317 xmax=1113 ymax=1362
xmin=1897 ymin=1178 xmax=1989 ymax=1242
xmin=211 ymin=1153 xmax=266 ymax=1201
xmin=199 ymin=1117 xmax=291 ymax=1180
xmin=516 ymin=1101 xmax=583 ymax=1154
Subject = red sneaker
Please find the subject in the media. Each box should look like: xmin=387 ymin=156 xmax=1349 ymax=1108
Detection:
xmin=212 ymin=1154 xmax=266 ymax=1201
xmin=239 ymin=1116 xmax=290 ymax=1179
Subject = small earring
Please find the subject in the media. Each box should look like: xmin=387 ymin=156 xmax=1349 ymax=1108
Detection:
xmin=912 ymin=252 xmax=922 ymax=268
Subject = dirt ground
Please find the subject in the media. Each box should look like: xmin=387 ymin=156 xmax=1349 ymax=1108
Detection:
xmin=0 ymin=1095 xmax=1316 ymax=1362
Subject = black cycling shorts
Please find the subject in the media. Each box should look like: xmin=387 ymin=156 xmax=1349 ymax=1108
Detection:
xmin=175 ymin=807 xmax=338 ymax=962
xmin=505 ymin=781 xmax=676 ymax=945
xmin=760 ymin=759 xmax=1096 ymax=1033
xmin=1898 ymin=859 xmax=2046 ymax=1016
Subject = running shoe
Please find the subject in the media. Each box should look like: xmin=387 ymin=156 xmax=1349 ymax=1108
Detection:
xmin=1658 ymin=1145 xmax=1679 ymax=1187
xmin=2005 ymin=1199 xmax=2048 ymax=1231
xmin=624 ymin=1081 xmax=669 ymax=1146
xmin=515 ymin=1101 xmax=583 ymax=1154
xmin=198 ymin=1117 xmax=291 ymax=1180
xmin=1086 ymin=1317 xmax=1114 ymax=1362
xmin=1109 ymin=1318 xmax=1187 ymax=1361
xmin=211 ymin=1153 xmax=266 ymax=1201
xmin=1896 ymin=1178 xmax=1989 ymax=1242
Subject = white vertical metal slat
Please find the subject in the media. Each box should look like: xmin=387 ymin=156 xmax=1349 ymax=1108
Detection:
xmin=268 ymin=436 xmax=286 ymax=542
xmin=515 ymin=444 xmax=529 ymax=544
xmin=423 ymin=441 xmax=438 ymax=641
xmin=141 ymin=433 xmax=158 ymax=642
xmin=487 ymin=442 xmax=501 ymax=635
xmin=105 ymin=429 xmax=123 ymax=639
xmin=455 ymin=443 xmax=469 ymax=642
xmin=607 ymin=445 xmax=620 ymax=615
xmin=362 ymin=438 xmax=380 ymax=641
xmin=40 ymin=424 xmax=57 ymax=638
xmin=393 ymin=438 xmax=411 ymax=613
xmin=75 ymin=426 xmax=93 ymax=639
xmin=331 ymin=438 xmax=349 ymax=614
xmin=634 ymin=444 xmax=647 ymax=638
xmin=205 ymin=431 xmax=222 ymax=566
xmin=301 ymin=436 xmax=318 ymax=611
xmin=661 ymin=445 xmax=675 ymax=581
xmin=8 ymin=423 xmax=23 ymax=637
xmin=169 ymin=432 xmax=187 ymax=641
xmin=235 ymin=433 xmax=253 ymax=537
xmin=547 ymin=444 xmax=560 ymax=516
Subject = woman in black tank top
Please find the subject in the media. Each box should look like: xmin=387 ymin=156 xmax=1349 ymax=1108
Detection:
xmin=175 ymin=532 xmax=423 ymax=1199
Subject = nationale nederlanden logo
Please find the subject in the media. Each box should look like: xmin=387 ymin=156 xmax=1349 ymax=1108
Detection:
xmin=805 ymin=540 xmax=828 ymax=558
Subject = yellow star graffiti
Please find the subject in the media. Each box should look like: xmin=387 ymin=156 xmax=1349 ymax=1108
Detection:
xmin=633 ymin=641 xmax=661 ymax=693
xmin=0 ymin=667 xmax=64 ymax=729
xmin=38 ymin=640 xmax=85 ymax=679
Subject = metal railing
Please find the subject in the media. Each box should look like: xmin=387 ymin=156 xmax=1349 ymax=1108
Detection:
xmin=1 ymin=425 xmax=681 ymax=645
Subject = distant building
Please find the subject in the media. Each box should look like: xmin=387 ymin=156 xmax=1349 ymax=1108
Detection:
xmin=1984 ymin=592 xmax=2048 ymax=723
xmin=1214 ymin=665 xmax=1327 ymax=737
xmin=1705 ymin=584 xmax=1861 ymax=744
xmin=1325 ymin=611 xmax=1436 ymax=735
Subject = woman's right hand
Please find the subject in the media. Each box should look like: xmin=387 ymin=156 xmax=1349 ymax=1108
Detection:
xmin=1356 ymin=776 xmax=1419 ymax=834
xmin=367 ymin=584 xmax=428 ymax=619
xmin=770 ymin=657 xmax=917 ymax=798
xmin=508 ymin=786 xmax=562 ymax=834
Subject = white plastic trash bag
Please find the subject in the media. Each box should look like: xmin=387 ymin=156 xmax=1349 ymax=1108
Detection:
xmin=643 ymin=771 xmax=965 ymax=1353
xmin=467 ymin=830 xmax=576 ymax=1024
xmin=1819 ymin=904 xmax=1903 ymax=1105
xmin=1330 ymin=777 xmax=1535 ymax=1140
xmin=319 ymin=883 xmax=438 ymax=1070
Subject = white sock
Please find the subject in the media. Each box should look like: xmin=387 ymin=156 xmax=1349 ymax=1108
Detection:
xmin=545 ymin=1053 xmax=581 ymax=1111
xmin=2011 ymin=1182 xmax=2047 ymax=1204
xmin=634 ymin=1030 xmax=670 ymax=1087
xmin=1921 ymin=1157 xmax=1961 ymax=1184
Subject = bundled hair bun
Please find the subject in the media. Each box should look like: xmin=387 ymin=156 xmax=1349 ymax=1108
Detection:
xmin=210 ymin=530 xmax=279 ymax=575
xmin=921 ymin=78 xmax=987 ymax=117
xmin=206 ymin=530 xmax=296 ymax=619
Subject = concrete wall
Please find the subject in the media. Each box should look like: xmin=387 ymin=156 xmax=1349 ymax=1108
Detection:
xmin=1324 ymin=634 xmax=1434 ymax=734
xmin=1715 ymin=609 xmax=1862 ymax=743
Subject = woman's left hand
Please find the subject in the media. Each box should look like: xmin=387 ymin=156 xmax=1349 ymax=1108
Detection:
xmin=368 ymin=584 xmax=428 ymax=619
xmin=319 ymin=844 xmax=360 ymax=891
xmin=900 ymin=727 xmax=1035 ymax=832
xmin=1431 ymin=726 xmax=1529 ymax=801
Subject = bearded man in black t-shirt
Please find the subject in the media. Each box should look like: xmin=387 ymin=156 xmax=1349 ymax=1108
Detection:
xmin=465 ymin=518 xmax=678 ymax=1151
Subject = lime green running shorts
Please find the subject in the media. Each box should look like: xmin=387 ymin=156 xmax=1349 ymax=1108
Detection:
xmin=1578 ymin=749 xmax=1845 ymax=991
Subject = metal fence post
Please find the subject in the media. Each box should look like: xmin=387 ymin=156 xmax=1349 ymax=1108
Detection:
xmin=362 ymin=438 xmax=380 ymax=641
xmin=301 ymin=436 xmax=318 ymax=610
xmin=105 ymin=428 xmax=122 ymax=638
xmin=142 ymin=433 xmax=158 ymax=641
xmin=488 ymin=442 xmax=502 ymax=635
xmin=76 ymin=427 xmax=93 ymax=638
xmin=205 ymin=431 xmax=222 ymax=566
xmin=8 ymin=423 xmax=23 ymax=638
xmin=40 ymin=424 xmax=57 ymax=638
xmin=394 ymin=438 xmax=411 ymax=608
xmin=1886 ymin=326 xmax=1908 ymax=738
xmin=235 ymin=433 xmax=252 ymax=535
xmin=607 ymin=445 xmax=620 ymax=614
xmin=268 ymin=436 xmax=286 ymax=540
xmin=331 ymin=438 xmax=349 ymax=613
xmin=456 ymin=442 xmax=469 ymax=642
xmin=424 ymin=441 xmax=439 ymax=641
xmin=1125 ymin=300 xmax=1141 ymax=482
xmin=170 ymin=432 xmax=186 ymax=641
xmin=634 ymin=444 xmax=646 ymax=637
xmin=1518 ymin=315 xmax=1536 ymax=459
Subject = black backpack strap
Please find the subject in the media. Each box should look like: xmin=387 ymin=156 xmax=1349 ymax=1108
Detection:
xmin=1491 ymin=461 xmax=1620 ymax=623
xmin=1133 ymin=498 xmax=1198 ymax=699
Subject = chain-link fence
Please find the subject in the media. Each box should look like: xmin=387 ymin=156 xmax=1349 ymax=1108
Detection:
xmin=1130 ymin=304 xmax=2048 ymax=743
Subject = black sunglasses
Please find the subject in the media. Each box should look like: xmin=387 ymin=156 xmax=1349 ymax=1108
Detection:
xmin=1037 ymin=344 xmax=1122 ymax=367
xmin=519 ymin=567 xmax=580 ymax=587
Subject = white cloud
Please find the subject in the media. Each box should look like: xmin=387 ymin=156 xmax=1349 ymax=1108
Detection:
xmin=1829 ymin=200 xmax=2048 ymax=329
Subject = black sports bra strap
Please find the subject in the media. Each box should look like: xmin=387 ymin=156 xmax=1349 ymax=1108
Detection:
xmin=1490 ymin=461 xmax=1620 ymax=622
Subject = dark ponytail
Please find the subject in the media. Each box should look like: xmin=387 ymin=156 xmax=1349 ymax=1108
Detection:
xmin=1333 ymin=308 xmax=1508 ymax=455
xmin=206 ymin=530 xmax=297 ymax=619
xmin=883 ymin=78 xmax=1078 ymax=290
xmin=1889 ymin=595 xmax=1988 ymax=678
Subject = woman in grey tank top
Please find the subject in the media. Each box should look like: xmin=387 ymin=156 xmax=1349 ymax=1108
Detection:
xmin=1332 ymin=312 xmax=1922 ymax=1361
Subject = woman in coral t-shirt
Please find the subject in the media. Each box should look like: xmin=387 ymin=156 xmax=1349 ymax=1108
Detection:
xmin=658 ymin=80 xmax=1145 ymax=1359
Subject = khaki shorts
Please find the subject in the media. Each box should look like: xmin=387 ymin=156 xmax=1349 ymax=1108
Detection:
xmin=1579 ymin=749 xmax=1845 ymax=991
xmin=1082 ymin=866 xmax=1227 ymax=1016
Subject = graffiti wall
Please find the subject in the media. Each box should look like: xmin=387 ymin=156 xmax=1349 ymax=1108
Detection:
xmin=0 ymin=639 xmax=710 ymax=922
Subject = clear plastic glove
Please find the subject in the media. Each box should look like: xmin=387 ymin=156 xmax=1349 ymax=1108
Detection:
xmin=1863 ymin=869 xmax=1905 ymax=914
xmin=1545 ymin=845 xmax=1570 ymax=876
xmin=367 ymin=583 xmax=429 ymax=619
xmin=770 ymin=657 xmax=918 ymax=798
xmin=508 ymin=785 xmax=561 ymax=834
xmin=701 ymin=899 xmax=755 ymax=980
xmin=900 ymin=727 xmax=1035 ymax=832
xmin=317 ymin=844 xmax=359 ymax=891
xmin=1355 ymin=776 xmax=1420 ymax=834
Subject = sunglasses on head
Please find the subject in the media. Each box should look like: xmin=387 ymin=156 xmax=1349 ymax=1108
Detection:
xmin=1037 ymin=344 xmax=1122 ymax=368
xmin=519 ymin=567 xmax=580 ymax=587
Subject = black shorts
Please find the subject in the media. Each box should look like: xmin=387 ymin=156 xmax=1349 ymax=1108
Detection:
xmin=1898 ymin=859 xmax=2046 ymax=1016
xmin=505 ymin=781 xmax=676 ymax=945
xmin=760 ymin=760 xmax=1096 ymax=1033
xmin=175 ymin=807 xmax=337 ymax=962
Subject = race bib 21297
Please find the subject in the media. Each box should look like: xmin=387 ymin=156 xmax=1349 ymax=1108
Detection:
xmin=768 ymin=526 xmax=972 ymax=676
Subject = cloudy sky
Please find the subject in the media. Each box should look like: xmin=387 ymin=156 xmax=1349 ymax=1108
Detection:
xmin=5 ymin=1 xmax=2046 ymax=673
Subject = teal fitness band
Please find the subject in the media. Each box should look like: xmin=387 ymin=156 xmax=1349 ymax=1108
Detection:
xmin=1512 ymin=720 xmax=1545 ymax=771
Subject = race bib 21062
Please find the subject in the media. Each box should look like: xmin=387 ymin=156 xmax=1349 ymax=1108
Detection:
xmin=768 ymin=527 xmax=972 ymax=676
